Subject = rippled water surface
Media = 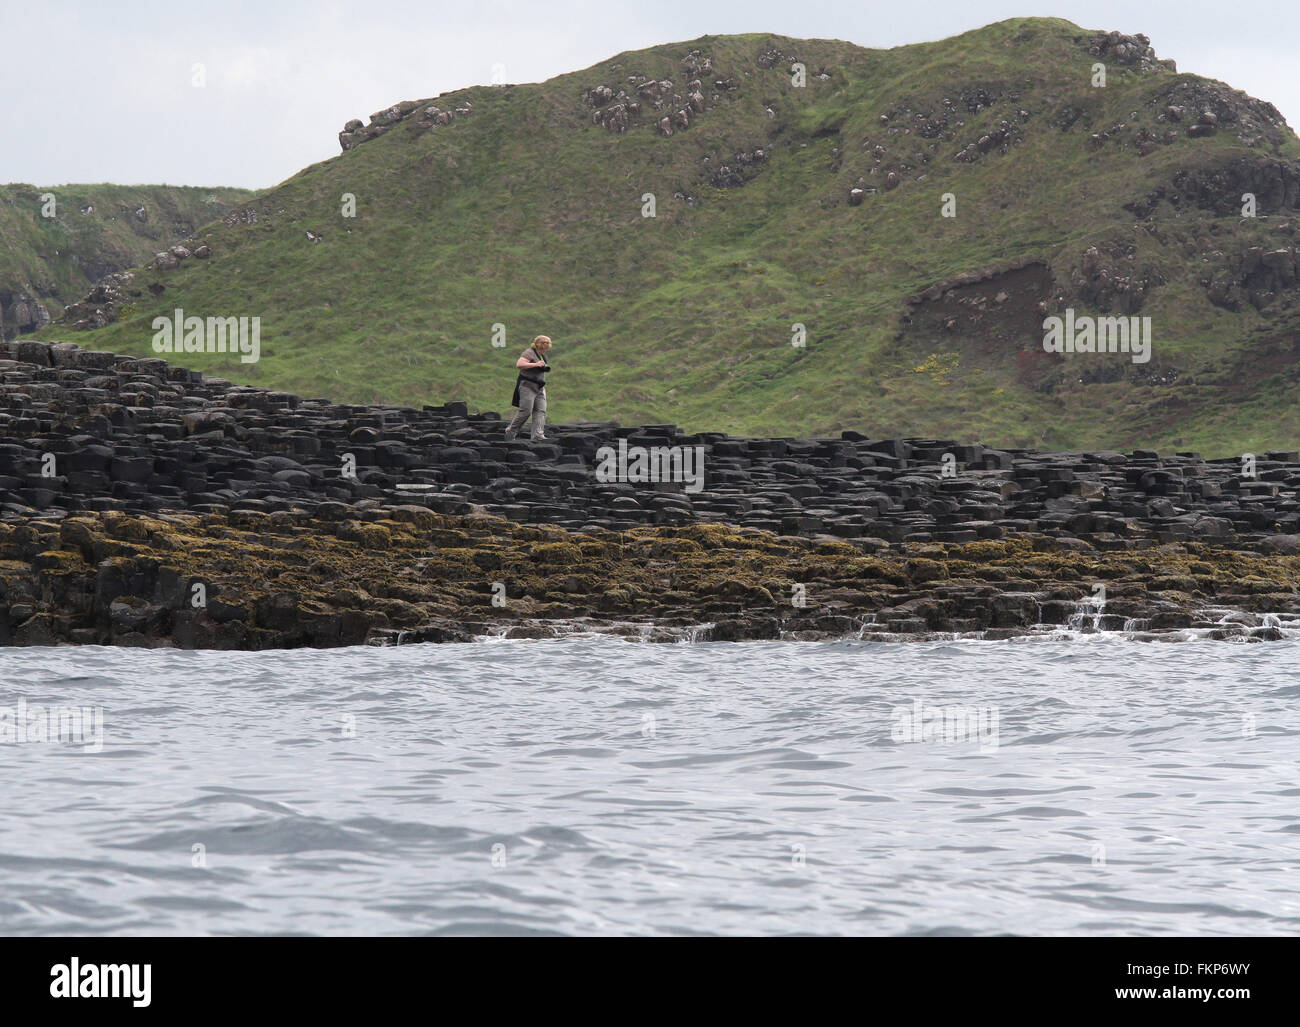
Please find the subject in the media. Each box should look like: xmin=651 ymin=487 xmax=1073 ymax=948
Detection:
xmin=3 ymin=638 xmax=1299 ymax=935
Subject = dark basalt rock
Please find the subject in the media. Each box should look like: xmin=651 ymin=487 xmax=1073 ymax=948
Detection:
xmin=1 ymin=507 xmax=1296 ymax=649
xmin=7 ymin=331 xmax=1297 ymax=545
xmin=1 ymin=339 xmax=1298 ymax=647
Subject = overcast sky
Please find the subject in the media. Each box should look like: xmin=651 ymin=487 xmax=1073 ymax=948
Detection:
xmin=4 ymin=0 xmax=1296 ymax=190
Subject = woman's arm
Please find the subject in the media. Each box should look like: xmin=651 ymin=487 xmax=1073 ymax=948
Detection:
xmin=516 ymin=350 xmax=546 ymax=369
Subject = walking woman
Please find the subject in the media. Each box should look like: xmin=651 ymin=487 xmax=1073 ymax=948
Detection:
xmin=504 ymin=334 xmax=553 ymax=441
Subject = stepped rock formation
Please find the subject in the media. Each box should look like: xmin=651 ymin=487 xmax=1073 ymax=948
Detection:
xmin=1 ymin=339 xmax=1298 ymax=647
xmin=3 ymin=339 xmax=1300 ymax=540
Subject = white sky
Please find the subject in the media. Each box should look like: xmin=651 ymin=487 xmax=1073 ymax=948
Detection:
xmin=3 ymin=0 xmax=1296 ymax=189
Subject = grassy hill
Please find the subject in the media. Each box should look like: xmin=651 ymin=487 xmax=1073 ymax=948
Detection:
xmin=1 ymin=183 xmax=252 ymax=338
xmin=35 ymin=18 xmax=1300 ymax=454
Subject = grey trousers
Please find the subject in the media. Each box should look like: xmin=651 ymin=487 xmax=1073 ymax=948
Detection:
xmin=505 ymin=382 xmax=546 ymax=439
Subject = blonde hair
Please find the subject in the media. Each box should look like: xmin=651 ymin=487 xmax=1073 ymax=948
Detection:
xmin=532 ymin=335 xmax=552 ymax=353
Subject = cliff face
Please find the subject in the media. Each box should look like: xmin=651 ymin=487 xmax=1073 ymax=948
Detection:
xmin=0 ymin=287 xmax=52 ymax=337
xmin=0 ymin=184 xmax=251 ymax=340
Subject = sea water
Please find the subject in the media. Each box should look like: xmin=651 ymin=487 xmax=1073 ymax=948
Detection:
xmin=2 ymin=637 xmax=1298 ymax=935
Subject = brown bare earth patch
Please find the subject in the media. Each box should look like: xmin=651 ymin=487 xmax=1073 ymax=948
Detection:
xmin=896 ymin=262 xmax=1059 ymax=388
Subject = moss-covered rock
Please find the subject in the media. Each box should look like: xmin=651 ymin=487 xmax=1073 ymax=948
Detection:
xmin=0 ymin=509 xmax=1296 ymax=648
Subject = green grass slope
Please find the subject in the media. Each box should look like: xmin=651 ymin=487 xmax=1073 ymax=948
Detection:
xmin=37 ymin=18 xmax=1300 ymax=455
xmin=1 ymin=183 xmax=253 ymax=336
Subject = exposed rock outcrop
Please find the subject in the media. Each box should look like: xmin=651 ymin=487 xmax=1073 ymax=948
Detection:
xmin=707 ymin=147 xmax=769 ymax=188
xmin=1087 ymin=30 xmax=1175 ymax=73
xmin=584 ymin=49 xmax=726 ymax=138
xmin=338 ymin=98 xmax=472 ymax=151
xmin=1126 ymin=156 xmax=1300 ymax=219
xmin=1205 ymin=245 xmax=1300 ymax=312
xmin=3 ymin=339 xmax=1299 ymax=545
xmin=3 ymin=509 xmax=1297 ymax=648
xmin=0 ymin=289 xmax=53 ymax=340
xmin=1070 ymin=245 xmax=1159 ymax=314
xmin=1 ymin=339 xmax=1298 ymax=648
xmin=59 ymin=272 xmax=138 ymax=330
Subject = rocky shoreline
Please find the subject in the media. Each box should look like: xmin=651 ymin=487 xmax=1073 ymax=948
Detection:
xmin=2 ymin=338 xmax=1299 ymax=647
